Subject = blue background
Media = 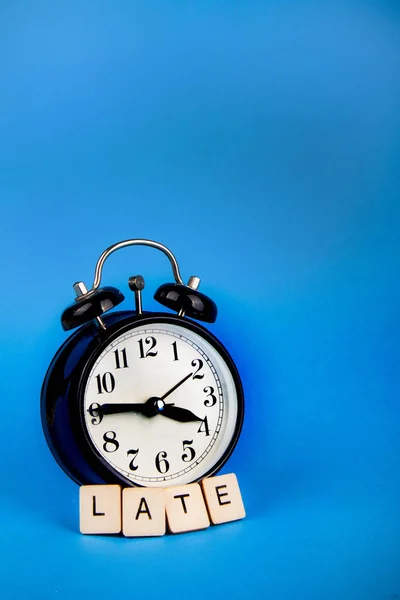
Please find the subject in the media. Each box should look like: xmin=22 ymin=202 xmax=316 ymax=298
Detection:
xmin=0 ymin=1 xmax=399 ymax=598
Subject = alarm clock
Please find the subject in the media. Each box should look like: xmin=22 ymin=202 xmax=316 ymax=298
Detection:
xmin=41 ymin=239 xmax=244 ymax=488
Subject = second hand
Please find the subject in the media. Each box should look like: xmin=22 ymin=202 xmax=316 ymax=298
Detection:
xmin=160 ymin=372 xmax=193 ymax=400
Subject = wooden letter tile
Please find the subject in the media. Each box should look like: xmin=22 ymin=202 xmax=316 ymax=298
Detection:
xmin=201 ymin=473 xmax=246 ymax=524
xmin=122 ymin=488 xmax=166 ymax=537
xmin=80 ymin=485 xmax=122 ymax=535
xmin=165 ymin=483 xmax=210 ymax=533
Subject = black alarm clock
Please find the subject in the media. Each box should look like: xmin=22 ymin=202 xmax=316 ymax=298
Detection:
xmin=41 ymin=239 xmax=244 ymax=488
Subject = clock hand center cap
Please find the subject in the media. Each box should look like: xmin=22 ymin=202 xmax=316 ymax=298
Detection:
xmin=154 ymin=398 xmax=165 ymax=412
xmin=143 ymin=396 xmax=168 ymax=417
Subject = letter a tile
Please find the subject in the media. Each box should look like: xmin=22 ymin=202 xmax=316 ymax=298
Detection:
xmin=165 ymin=483 xmax=210 ymax=533
xmin=201 ymin=473 xmax=246 ymax=524
xmin=80 ymin=485 xmax=122 ymax=535
xmin=122 ymin=488 xmax=166 ymax=537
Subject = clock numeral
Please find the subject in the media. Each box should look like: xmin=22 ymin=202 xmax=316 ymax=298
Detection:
xmin=127 ymin=448 xmax=139 ymax=471
xmin=181 ymin=439 xmax=196 ymax=463
xmin=197 ymin=416 xmax=210 ymax=437
xmin=204 ymin=386 xmax=217 ymax=407
xmin=95 ymin=372 xmax=115 ymax=394
xmin=138 ymin=336 xmax=158 ymax=359
xmin=155 ymin=451 xmax=170 ymax=474
xmin=171 ymin=340 xmax=179 ymax=361
xmin=103 ymin=431 xmax=119 ymax=453
xmin=114 ymin=347 xmax=128 ymax=369
xmin=191 ymin=358 xmax=204 ymax=380
xmin=87 ymin=402 xmax=103 ymax=425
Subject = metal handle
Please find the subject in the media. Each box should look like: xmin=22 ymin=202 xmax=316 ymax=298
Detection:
xmin=74 ymin=239 xmax=184 ymax=299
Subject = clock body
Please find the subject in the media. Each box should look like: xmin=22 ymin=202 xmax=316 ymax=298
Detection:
xmin=41 ymin=311 xmax=244 ymax=487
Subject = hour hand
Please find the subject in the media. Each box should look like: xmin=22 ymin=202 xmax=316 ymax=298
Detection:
xmin=161 ymin=404 xmax=202 ymax=423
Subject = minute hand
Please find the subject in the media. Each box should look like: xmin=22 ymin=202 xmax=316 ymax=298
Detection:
xmin=99 ymin=403 xmax=146 ymax=416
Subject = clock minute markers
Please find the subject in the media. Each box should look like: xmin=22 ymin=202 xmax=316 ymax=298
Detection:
xmin=81 ymin=325 xmax=236 ymax=487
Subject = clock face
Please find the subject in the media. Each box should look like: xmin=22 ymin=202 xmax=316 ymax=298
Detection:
xmin=81 ymin=320 xmax=242 ymax=487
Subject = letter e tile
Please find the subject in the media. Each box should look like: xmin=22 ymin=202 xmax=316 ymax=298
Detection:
xmin=201 ymin=474 xmax=246 ymax=524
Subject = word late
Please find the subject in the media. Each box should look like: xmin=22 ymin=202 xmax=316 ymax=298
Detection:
xmin=80 ymin=473 xmax=245 ymax=536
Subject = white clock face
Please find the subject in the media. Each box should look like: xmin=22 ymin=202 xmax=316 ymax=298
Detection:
xmin=83 ymin=321 xmax=240 ymax=487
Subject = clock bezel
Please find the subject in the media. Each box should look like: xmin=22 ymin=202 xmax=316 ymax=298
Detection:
xmin=69 ymin=312 xmax=244 ymax=487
